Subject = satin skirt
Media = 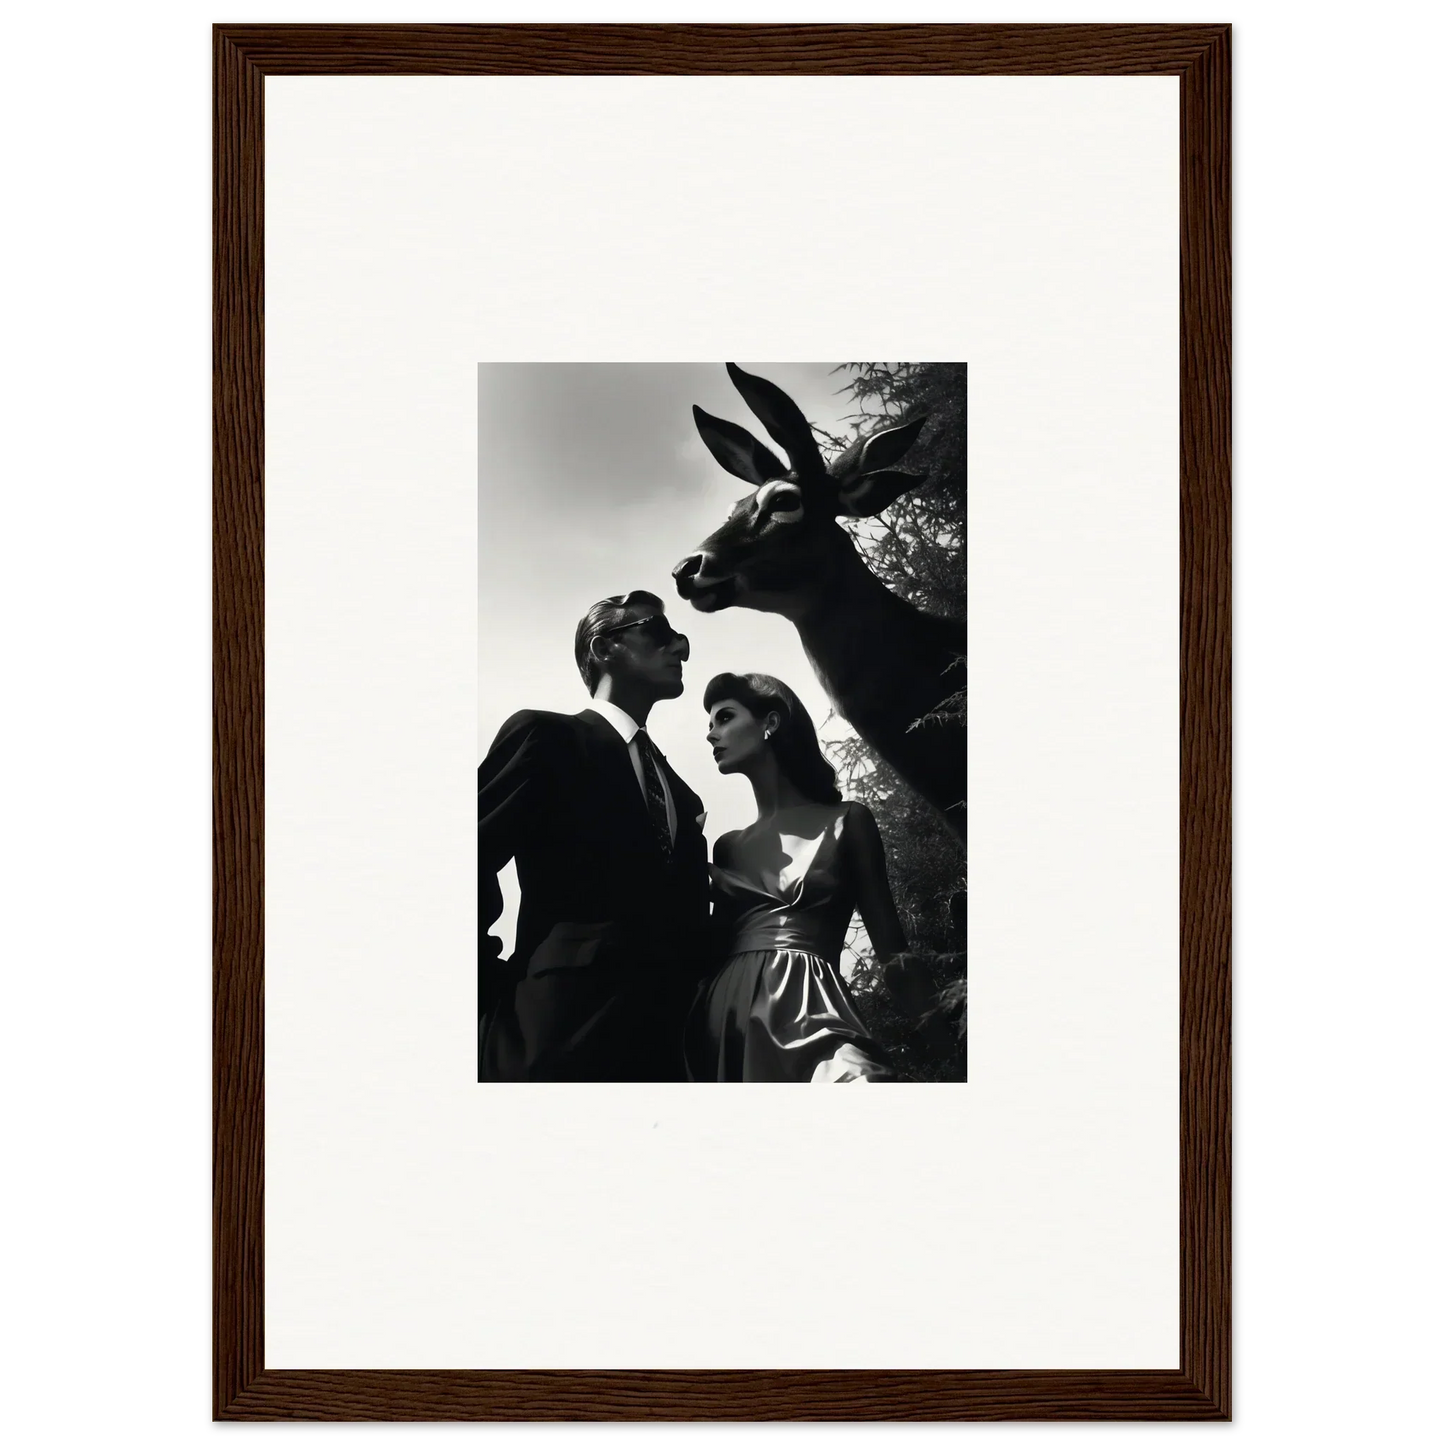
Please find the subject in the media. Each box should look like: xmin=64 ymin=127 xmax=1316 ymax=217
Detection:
xmin=685 ymin=948 xmax=893 ymax=1083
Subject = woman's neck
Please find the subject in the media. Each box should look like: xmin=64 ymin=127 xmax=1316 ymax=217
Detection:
xmin=745 ymin=753 xmax=812 ymax=819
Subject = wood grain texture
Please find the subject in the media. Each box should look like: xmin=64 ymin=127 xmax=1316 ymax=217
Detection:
xmin=220 ymin=1368 xmax=1219 ymax=1422
xmin=216 ymin=22 xmax=1224 ymax=76
xmin=213 ymin=22 xmax=1230 ymax=1422
xmin=213 ymin=25 xmax=265 ymax=1423
xmin=1177 ymin=22 xmax=1232 ymax=1422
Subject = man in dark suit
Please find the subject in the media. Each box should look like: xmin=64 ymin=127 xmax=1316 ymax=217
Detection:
xmin=478 ymin=590 xmax=712 ymax=1081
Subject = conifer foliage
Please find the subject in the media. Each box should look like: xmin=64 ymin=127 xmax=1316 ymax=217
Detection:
xmin=824 ymin=364 xmax=968 ymax=1081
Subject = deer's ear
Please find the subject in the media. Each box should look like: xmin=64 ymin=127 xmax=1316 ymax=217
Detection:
xmin=726 ymin=363 xmax=824 ymax=476
xmin=693 ymin=405 xmax=789 ymax=486
xmin=860 ymin=414 xmax=928 ymax=472
xmin=837 ymin=469 xmax=927 ymax=517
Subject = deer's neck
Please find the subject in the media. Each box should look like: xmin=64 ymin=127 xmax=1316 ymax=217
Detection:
xmin=791 ymin=542 xmax=961 ymax=729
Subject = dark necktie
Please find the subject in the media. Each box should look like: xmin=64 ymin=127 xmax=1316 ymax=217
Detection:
xmin=634 ymin=729 xmax=672 ymax=854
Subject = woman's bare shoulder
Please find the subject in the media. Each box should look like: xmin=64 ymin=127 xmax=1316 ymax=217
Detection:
xmin=837 ymin=799 xmax=887 ymax=855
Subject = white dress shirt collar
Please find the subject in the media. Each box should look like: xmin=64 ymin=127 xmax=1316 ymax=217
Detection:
xmin=588 ymin=697 xmax=642 ymax=746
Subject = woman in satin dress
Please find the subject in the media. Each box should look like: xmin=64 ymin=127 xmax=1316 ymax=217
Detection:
xmin=685 ymin=672 xmax=938 ymax=1083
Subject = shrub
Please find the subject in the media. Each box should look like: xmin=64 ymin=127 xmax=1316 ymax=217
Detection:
xmin=824 ymin=364 xmax=968 ymax=1081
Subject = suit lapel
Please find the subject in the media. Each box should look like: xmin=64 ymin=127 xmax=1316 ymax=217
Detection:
xmin=578 ymin=709 xmax=703 ymax=849
xmin=577 ymin=709 xmax=653 ymax=844
xmin=654 ymin=750 xmax=703 ymax=840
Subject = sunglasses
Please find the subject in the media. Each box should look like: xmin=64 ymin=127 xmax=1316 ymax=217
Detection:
xmin=600 ymin=615 xmax=688 ymax=649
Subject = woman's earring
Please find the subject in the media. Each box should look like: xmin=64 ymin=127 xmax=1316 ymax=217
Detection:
xmin=763 ymin=729 xmax=773 ymax=741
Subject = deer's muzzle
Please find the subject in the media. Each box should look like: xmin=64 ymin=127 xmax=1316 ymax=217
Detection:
xmin=672 ymin=552 xmax=738 ymax=611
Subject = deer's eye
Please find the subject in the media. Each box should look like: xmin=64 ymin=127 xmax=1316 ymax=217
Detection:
xmin=755 ymin=479 xmax=805 ymax=525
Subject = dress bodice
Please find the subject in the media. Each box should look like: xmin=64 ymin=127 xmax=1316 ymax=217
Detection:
xmin=711 ymin=803 xmax=855 ymax=962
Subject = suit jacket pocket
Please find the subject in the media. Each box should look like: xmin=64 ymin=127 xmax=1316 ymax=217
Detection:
xmin=526 ymin=920 xmax=613 ymax=977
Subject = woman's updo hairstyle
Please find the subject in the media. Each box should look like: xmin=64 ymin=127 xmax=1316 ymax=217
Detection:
xmin=703 ymin=672 xmax=842 ymax=804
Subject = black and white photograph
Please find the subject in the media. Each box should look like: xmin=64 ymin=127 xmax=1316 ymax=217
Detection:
xmin=477 ymin=362 xmax=968 ymax=1082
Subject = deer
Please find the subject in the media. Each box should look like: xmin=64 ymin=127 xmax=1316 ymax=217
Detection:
xmin=673 ymin=363 xmax=966 ymax=840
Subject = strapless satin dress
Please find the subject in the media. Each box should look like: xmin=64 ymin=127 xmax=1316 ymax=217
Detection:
xmin=685 ymin=802 xmax=893 ymax=1083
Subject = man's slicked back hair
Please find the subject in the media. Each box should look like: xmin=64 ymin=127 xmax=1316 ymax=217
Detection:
xmin=574 ymin=590 xmax=667 ymax=693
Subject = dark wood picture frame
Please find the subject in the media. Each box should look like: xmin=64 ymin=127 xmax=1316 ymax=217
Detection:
xmin=215 ymin=23 xmax=1229 ymax=1422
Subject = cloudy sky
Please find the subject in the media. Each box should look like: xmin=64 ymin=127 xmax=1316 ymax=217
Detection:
xmin=478 ymin=363 xmax=866 ymax=949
